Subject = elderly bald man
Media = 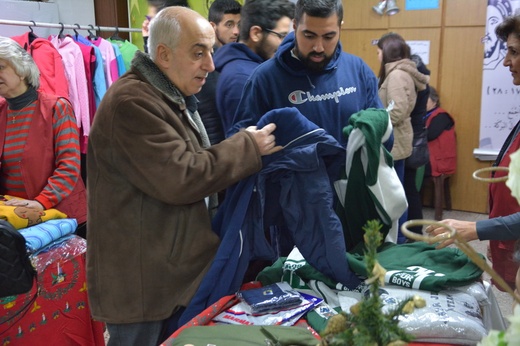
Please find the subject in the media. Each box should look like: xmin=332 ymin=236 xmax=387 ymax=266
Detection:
xmin=86 ymin=6 xmax=280 ymax=346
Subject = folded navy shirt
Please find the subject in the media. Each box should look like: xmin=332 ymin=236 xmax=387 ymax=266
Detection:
xmin=238 ymin=282 xmax=302 ymax=314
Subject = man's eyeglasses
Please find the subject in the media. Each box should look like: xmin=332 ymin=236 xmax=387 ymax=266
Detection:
xmin=263 ymin=28 xmax=288 ymax=40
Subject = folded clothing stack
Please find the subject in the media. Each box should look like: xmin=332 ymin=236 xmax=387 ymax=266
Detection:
xmin=355 ymin=285 xmax=487 ymax=345
xmin=19 ymin=218 xmax=77 ymax=253
xmin=237 ymin=282 xmax=303 ymax=314
xmin=212 ymin=282 xmax=322 ymax=326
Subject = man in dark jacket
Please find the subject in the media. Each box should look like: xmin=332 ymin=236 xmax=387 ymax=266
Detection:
xmin=196 ymin=0 xmax=242 ymax=146
xmin=87 ymin=7 xmax=281 ymax=346
xmin=214 ymin=0 xmax=295 ymax=133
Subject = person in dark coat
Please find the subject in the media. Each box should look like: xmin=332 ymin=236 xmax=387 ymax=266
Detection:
xmin=196 ymin=0 xmax=242 ymax=146
xmin=214 ymin=0 xmax=295 ymax=133
xmin=404 ymin=54 xmax=431 ymax=234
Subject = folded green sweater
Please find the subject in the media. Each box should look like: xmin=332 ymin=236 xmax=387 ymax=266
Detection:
xmin=258 ymin=242 xmax=483 ymax=292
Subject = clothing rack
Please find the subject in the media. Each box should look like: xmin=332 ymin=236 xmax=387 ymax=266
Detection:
xmin=0 ymin=19 xmax=141 ymax=33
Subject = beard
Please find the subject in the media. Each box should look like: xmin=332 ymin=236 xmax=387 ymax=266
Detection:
xmin=484 ymin=36 xmax=499 ymax=59
xmin=294 ymin=38 xmax=335 ymax=72
xmin=256 ymin=36 xmax=273 ymax=61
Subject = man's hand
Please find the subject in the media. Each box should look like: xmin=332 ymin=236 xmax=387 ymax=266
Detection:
xmin=425 ymin=219 xmax=478 ymax=249
xmin=245 ymin=123 xmax=282 ymax=156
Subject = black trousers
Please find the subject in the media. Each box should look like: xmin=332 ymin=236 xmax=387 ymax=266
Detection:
xmin=75 ymin=222 xmax=87 ymax=239
xmin=404 ymin=167 xmax=423 ymax=234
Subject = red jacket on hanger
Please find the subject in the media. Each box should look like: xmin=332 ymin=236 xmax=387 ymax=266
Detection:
xmin=11 ymin=32 xmax=69 ymax=99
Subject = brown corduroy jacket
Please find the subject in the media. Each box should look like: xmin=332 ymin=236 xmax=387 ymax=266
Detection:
xmin=86 ymin=52 xmax=261 ymax=323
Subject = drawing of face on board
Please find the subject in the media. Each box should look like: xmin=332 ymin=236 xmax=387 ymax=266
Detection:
xmin=484 ymin=0 xmax=513 ymax=70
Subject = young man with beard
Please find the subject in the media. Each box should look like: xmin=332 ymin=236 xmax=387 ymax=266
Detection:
xmin=230 ymin=0 xmax=382 ymax=147
xmin=214 ymin=0 xmax=295 ymax=132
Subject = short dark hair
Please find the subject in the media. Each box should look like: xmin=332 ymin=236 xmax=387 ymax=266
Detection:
xmin=496 ymin=14 xmax=520 ymax=41
xmin=377 ymin=32 xmax=411 ymax=87
xmin=428 ymin=86 xmax=441 ymax=108
xmin=294 ymin=0 xmax=342 ymax=26
xmin=239 ymin=0 xmax=295 ymax=42
xmin=411 ymin=53 xmax=431 ymax=76
xmin=208 ymin=0 xmax=241 ymax=24
xmin=147 ymin=0 xmax=190 ymax=12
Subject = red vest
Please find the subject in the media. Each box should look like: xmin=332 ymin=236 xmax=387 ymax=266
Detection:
xmin=425 ymin=107 xmax=457 ymax=177
xmin=0 ymin=94 xmax=86 ymax=224
xmin=488 ymin=126 xmax=520 ymax=289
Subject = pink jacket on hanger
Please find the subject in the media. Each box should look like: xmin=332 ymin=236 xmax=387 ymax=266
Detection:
xmin=48 ymin=35 xmax=90 ymax=137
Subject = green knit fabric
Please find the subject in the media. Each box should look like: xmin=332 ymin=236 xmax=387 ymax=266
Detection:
xmin=347 ymin=241 xmax=484 ymax=292
xmin=342 ymin=108 xmax=394 ymax=185
xmin=338 ymin=108 xmax=394 ymax=250
xmin=258 ymin=242 xmax=483 ymax=293
xmin=305 ymin=304 xmax=343 ymax=333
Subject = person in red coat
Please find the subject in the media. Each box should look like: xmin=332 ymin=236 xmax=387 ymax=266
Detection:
xmin=427 ymin=14 xmax=520 ymax=292
xmin=424 ymin=86 xmax=457 ymax=178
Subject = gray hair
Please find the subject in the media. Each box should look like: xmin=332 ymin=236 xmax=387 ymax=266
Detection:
xmin=148 ymin=7 xmax=183 ymax=60
xmin=0 ymin=36 xmax=40 ymax=89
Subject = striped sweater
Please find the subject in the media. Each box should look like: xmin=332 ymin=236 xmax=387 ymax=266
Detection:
xmin=1 ymin=98 xmax=81 ymax=210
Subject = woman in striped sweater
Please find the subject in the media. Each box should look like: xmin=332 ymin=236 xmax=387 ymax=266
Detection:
xmin=0 ymin=36 xmax=86 ymax=237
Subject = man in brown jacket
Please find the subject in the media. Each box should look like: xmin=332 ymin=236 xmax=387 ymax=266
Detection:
xmin=86 ymin=6 xmax=280 ymax=346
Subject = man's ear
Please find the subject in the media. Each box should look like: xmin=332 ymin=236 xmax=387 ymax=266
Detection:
xmin=210 ymin=21 xmax=217 ymax=31
xmin=250 ymin=25 xmax=263 ymax=43
xmin=155 ymin=44 xmax=170 ymax=69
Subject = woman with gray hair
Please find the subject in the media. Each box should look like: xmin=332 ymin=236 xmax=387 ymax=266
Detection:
xmin=0 ymin=36 xmax=86 ymax=236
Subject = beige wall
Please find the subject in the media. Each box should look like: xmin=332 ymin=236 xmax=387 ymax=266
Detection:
xmin=341 ymin=0 xmax=489 ymax=213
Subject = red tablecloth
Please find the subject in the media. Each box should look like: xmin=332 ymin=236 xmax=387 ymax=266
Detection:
xmin=162 ymin=281 xmax=458 ymax=346
xmin=0 ymin=236 xmax=104 ymax=345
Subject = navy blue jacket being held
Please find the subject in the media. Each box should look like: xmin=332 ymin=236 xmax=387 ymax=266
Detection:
xmin=179 ymin=107 xmax=361 ymax=325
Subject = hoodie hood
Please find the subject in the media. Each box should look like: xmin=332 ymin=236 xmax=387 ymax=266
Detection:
xmin=213 ymin=42 xmax=264 ymax=72
xmin=385 ymin=59 xmax=430 ymax=91
xmin=274 ymin=31 xmax=343 ymax=77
